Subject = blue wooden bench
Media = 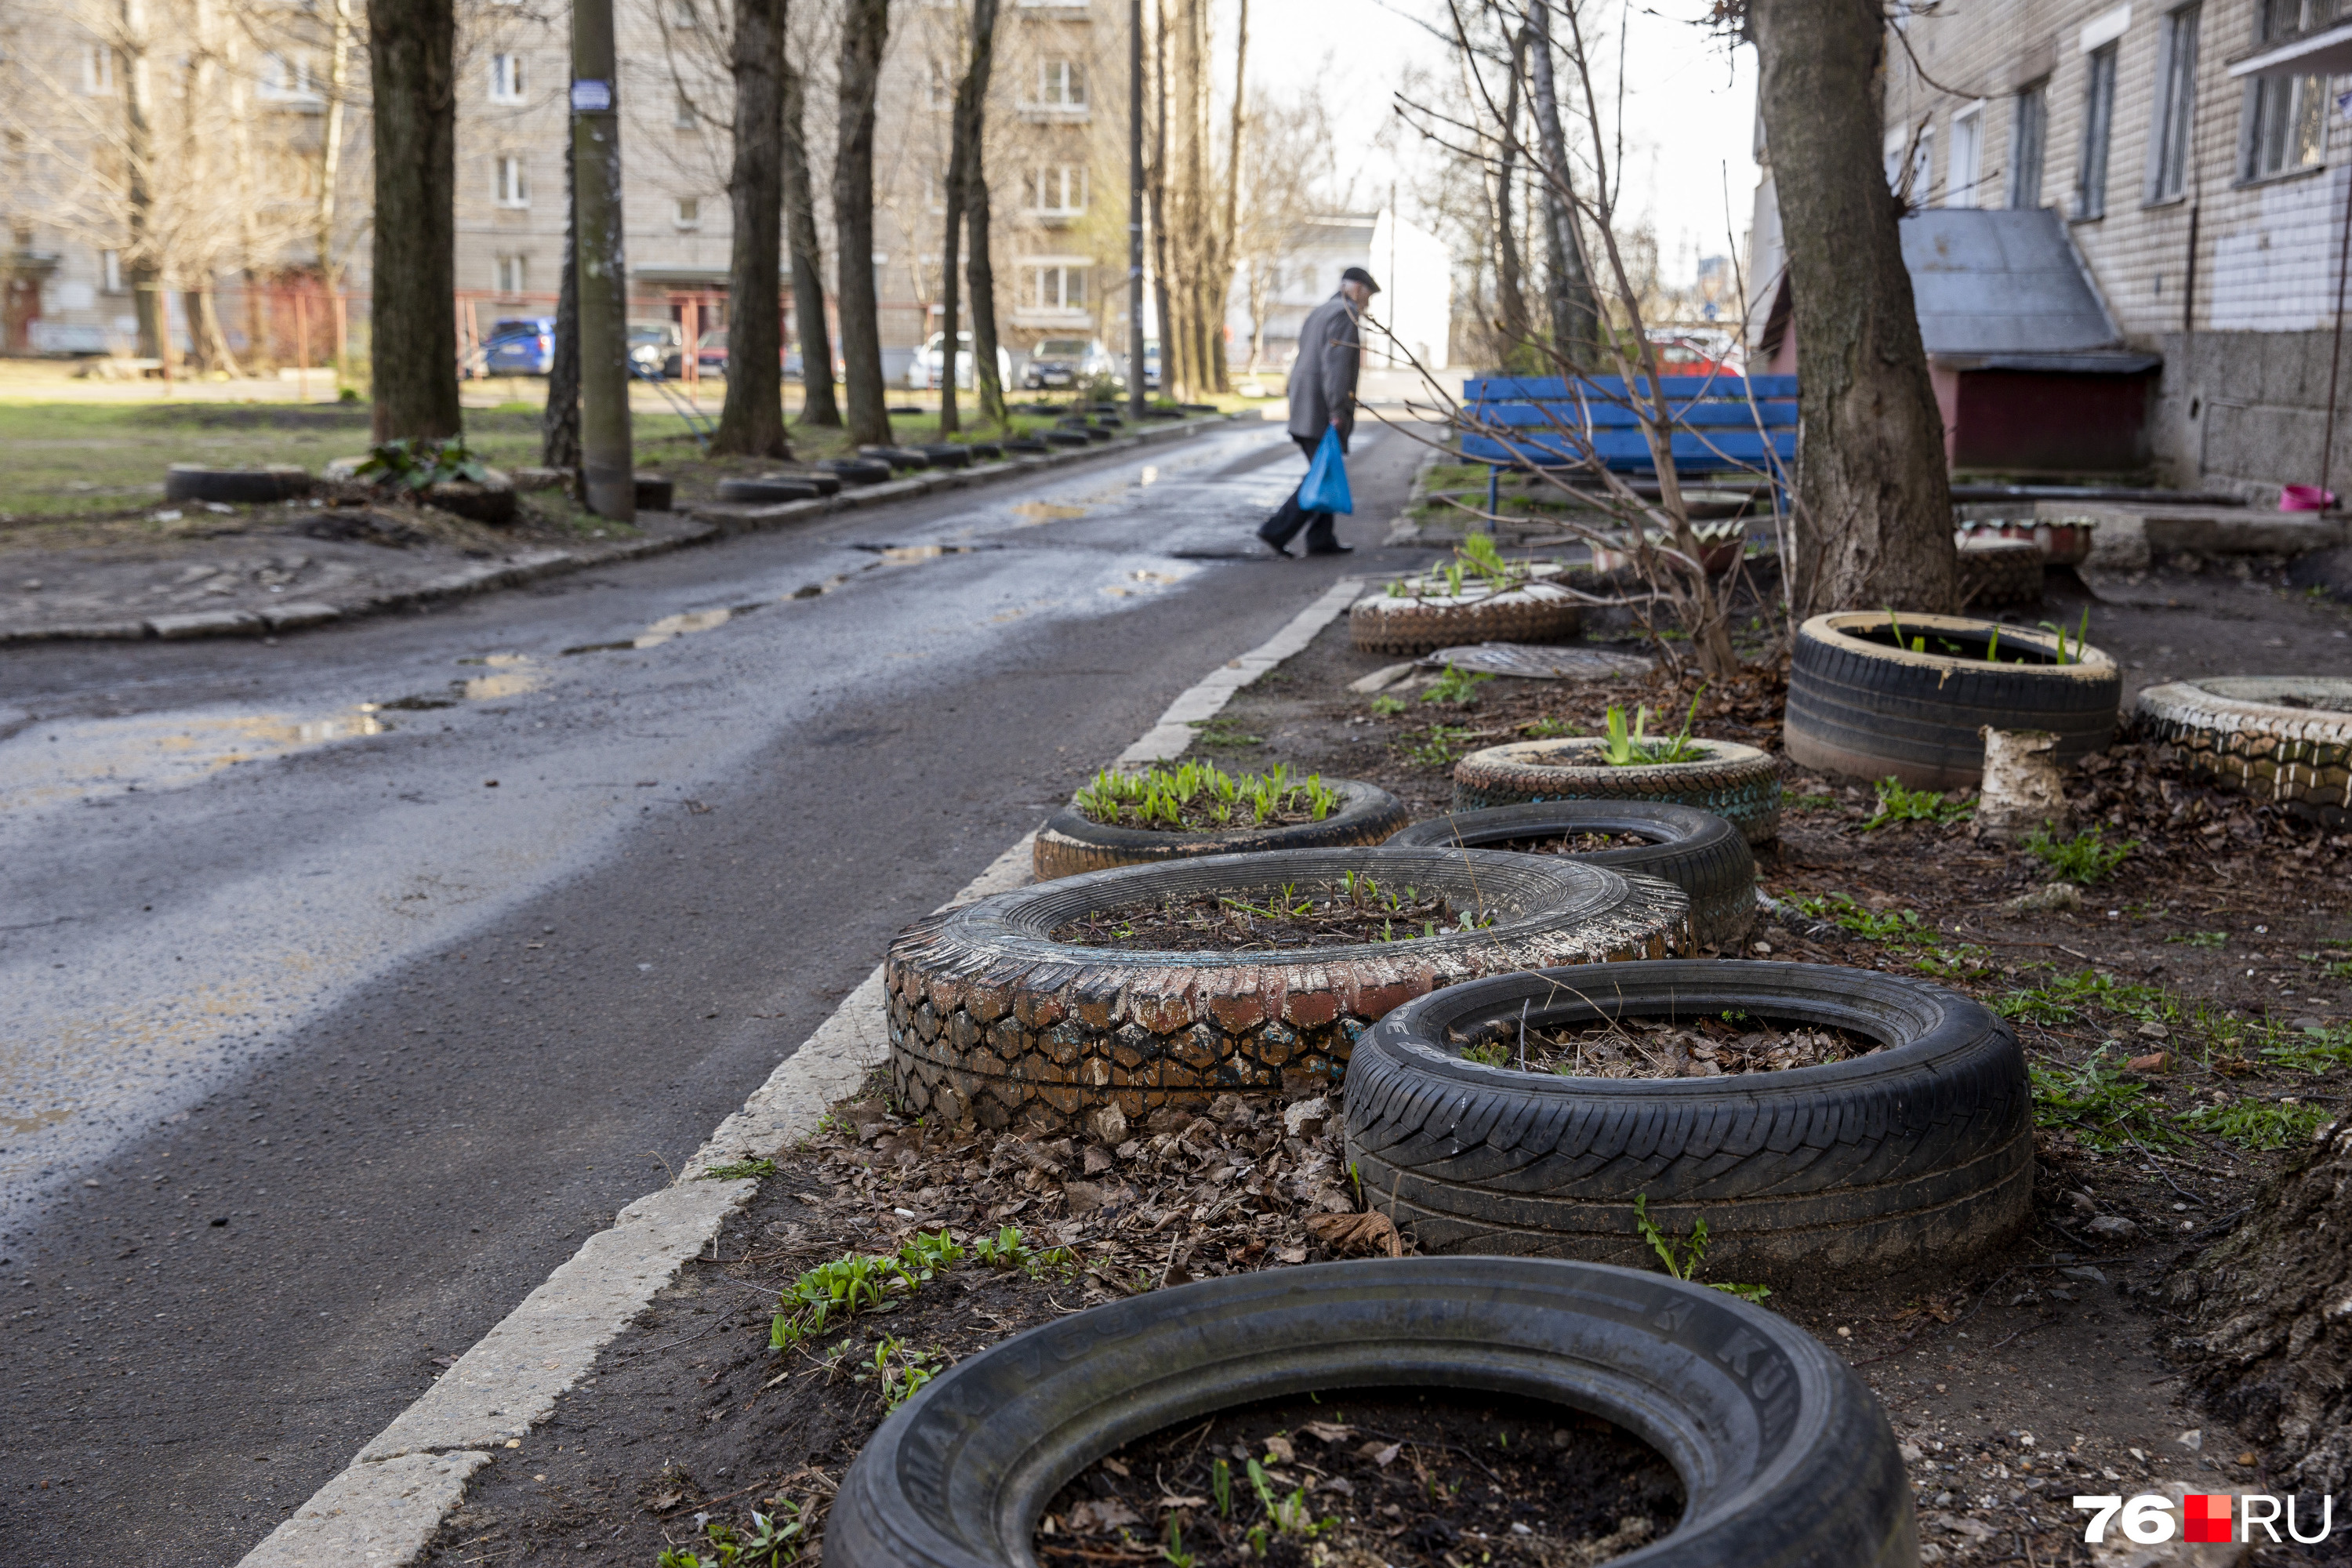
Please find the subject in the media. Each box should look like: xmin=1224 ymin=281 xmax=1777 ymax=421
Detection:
xmin=1457 ymin=374 xmax=1798 ymax=513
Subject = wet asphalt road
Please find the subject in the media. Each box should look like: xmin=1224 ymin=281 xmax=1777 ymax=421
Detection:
xmin=0 ymin=416 xmax=1426 ymax=1566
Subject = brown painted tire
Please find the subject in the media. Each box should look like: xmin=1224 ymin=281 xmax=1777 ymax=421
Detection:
xmin=1032 ymin=779 xmax=1408 ymax=880
xmin=1784 ymin=612 xmax=2120 ymax=790
xmin=1343 ymin=960 xmax=2032 ymax=1283
xmin=1450 ymin=739 xmax=1782 ymax=844
xmin=1349 ymin=585 xmax=1583 ymax=655
xmin=2137 ymin=677 xmax=2352 ymax=827
xmin=886 ymin=847 xmax=1690 ymax=1134
xmin=1956 ymin=538 xmax=2043 ymax=609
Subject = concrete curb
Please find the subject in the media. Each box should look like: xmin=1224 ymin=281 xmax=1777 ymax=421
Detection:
xmin=3 ymin=415 xmax=1236 ymax=646
xmin=235 ymin=567 xmax=1362 ymax=1568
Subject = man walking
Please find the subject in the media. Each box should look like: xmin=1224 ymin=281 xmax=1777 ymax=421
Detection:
xmin=1258 ymin=267 xmax=1377 ymax=557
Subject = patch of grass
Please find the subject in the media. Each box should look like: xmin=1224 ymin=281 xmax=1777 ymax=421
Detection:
xmin=2257 ymin=1023 xmax=2352 ymax=1076
xmin=1519 ymin=715 xmax=1577 ymax=738
xmin=1993 ymin=967 xmax=2189 ymax=1031
xmin=1911 ymin=944 xmax=1997 ymax=982
xmin=1404 ymin=724 xmax=1482 ymax=768
xmin=1369 ymin=695 xmax=1406 ymax=717
xmin=1189 ymin=717 xmax=1264 ymax=749
xmin=2169 ymin=931 xmax=2229 ymax=949
xmin=2023 ymin=823 xmax=2136 ymax=885
xmin=769 ymin=1229 xmax=963 ymax=1350
xmin=2180 ymin=1098 xmax=2330 ymax=1151
xmin=1788 ymin=891 xmax=1933 ymax=946
xmin=1788 ymin=792 xmax=1842 ymax=813
xmin=698 ymin=1157 xmax=777 ymax=1181
xmin=1863 ymin=777 xmax=1974 ymax=831
xmin=657 ymin=1498 xmax=805 ymax=1567
xmin=1419 ymin=662 xmax=1494 ymax=707
xmin=2029 ymin=1051 xmax=2183 ymax=1152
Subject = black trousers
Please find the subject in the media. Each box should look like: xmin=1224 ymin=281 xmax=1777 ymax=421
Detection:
xmin=1257 ymin=433 xmax=1341 ymax=551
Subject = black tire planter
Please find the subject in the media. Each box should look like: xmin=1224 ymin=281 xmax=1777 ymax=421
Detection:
xmin=1452 ymin=739 xmax=1783 ymax=845
xmin=165 ymin=463 xmax=312 ymax=505
xmin=920 ymin=444 xmax=974 ymax=469
xmin=2137 ymin=677 xmax=2352 ymax=827
xmin=1344 ymin=960 xmax=2031 ymax=1282
xmin=633 ymin=474 xmax=674 ymax=511
xmin=1044 ymin=430 xmax=1092 ymax=448
xmin=715 ymin=476 xmax=822 ymax=504
xmin=861 ymin=445 xmax=932 ymax=470
xmin=887 ymin=847 xmax=1688 ymax=1133
xmin=817 ymin=457 xmax=895 ymax=485
xmin=1349 ymin=584 xmax=1584 ymax=655
xmin=1784 ymin=611 xmax=2120 ymax=789
xmin=965 ymin=441 xmax=1004 ymax=460
xmin=826 ymin=1257 xmax=1917 ymax=1568
xmin=1388 ymin=801 xmax=1756 ymax=950
xmin=1033 ymin=778 xmax=1409 ymax=880
xmin=1003 ymin=437 xmax=1051 ymax=454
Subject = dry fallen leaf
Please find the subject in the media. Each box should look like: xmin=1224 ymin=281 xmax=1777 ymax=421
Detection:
xmin=1306 ymin=1210 xmax=1403 ymax=1258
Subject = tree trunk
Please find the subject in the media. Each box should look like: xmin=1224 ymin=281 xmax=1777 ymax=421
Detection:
xmin=2186 ymin=1123 xmax=2352 ymax=1493
xmin=314 ymin=0 xmax=354 ymax=382
xmin=118 ymin=0 xmax=162 ymax=360
xmin=543 ymin=134 xmax=582 ymax=472
xmin=966 ymin=135 xmax=1007 ymax=426
xmin=1146 ymin=0 xmax=1172 ymax=402
xmin=1751 ymin=0 xmax=1954 ymax=615
xmin=711 ymin=0 xmax=789 ymax=456
xmin=939 ymin=0 xmax=999 ymax=434
xmin=781 ymin=29 xmax=840 ymax=428
xmin=832 ymin=0 xmax=891 ymax=447
xmin=1525 ymin=5 xmax=1596 ymax=369
xmin=368 ymin=0 xmax=460 ymax=441
xmin=1490 ymin=27 xmax=1530 ymax=358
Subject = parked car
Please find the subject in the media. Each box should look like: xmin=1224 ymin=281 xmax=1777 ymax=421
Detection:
xmin=1110 ymin=340 xmax=1161 ymax=392
xmin=481 ymin=317 xmax=555 ymax=376
xmin=1022 ymin=336 xmax=1115 ymax=390
xmin=629 ymin=321 xmax=681 ymax=378
xmin=659 ymin=327 xmax=733 ymax=380
xmin=905 ymin=330 xmax=1015 ymax=391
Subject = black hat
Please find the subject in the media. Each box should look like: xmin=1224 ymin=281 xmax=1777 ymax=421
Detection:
xmin=1341 ymin=266 xmax=1381 ymax=293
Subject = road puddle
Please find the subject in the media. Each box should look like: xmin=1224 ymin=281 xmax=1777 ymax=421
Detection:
xmin=1009 ymin=502 xmax=1088 ymax=524
xmin=459 ymin=653 xmax=547 ymax=698
xmin=851 ymin=543 xmax=993 ymax=563
xmin=0 ymin=706 xmax=387 ymax=812
xmin=563 ymin=604 xmax=766 ymax=655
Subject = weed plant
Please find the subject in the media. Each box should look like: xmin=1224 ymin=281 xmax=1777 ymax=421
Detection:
xmin=2023 ymin=824 xmax=2136 ymax=884
xmin=1632 ymin=1194 xmax=1771 ymax=1302
xmin=657 ymin=1500 xmax=805 ymax=1567
xmin=2180 ymin=1098 xmax=2329 ymax=1151
xmin=1420 ymin=663 xmax=1494 ymax=706
xmin=354 ymin=436 xmax=490 ymax=492
xmin=2027 ymin=1051 xmax=2183 ymax=1152
xmin=1406 ymin=724 xmax=1480 ymax=767
xmin=770 ymin=1230 xmax=963 ymax=1349
xmin=1598 ymin=692 xmax=1704 ymax=766
xmin=1864 ymin=778 xmax=1974 ymax=831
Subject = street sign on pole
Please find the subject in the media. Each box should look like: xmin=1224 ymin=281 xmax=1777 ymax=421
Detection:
xmin=571 ymin=1 xmax=633 ymax=520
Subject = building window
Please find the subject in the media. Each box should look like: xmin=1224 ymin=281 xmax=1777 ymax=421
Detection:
xmin=927 ymin=61 xmax=953 ymax=109
xmin=1883 ymin=129 xmax=1931 ymax=205
xmin=1029 ymin=263 xmax=1087 ymax=310
xmin=1947 ymin=104 xmax=1984 ymax=205
xmin=2148 ymin=6 xmax=2200 ymax=200
xmin=2243 ymin=72 xmax=2326 ymax=177
xmin=489 ymin=53 xmax=524 ymax=104
xmin=674 ymin=92 xmax=697 ymax=129
xmin=495 ymin=255 xmax=528 ymax=295
xmin=495 ymin=155 xmax=531 ymax=207
xmin=1038 ymin=57 xmax=1084 ymax=107
xmin=1029 ymin=165 xmax=1087 ymax=215
xmin=81 ymin=42 xmax=114 ymax=93
xmin=259 ymin=52 xmax=316 ymax=100
xmin=673 ymin=196 xmax=701 ymax=229
xmin=102 ymin=250 xmax=124 ymax=293
xmin=670 ymin=0 xmax=699 ymax=24
xmin=2075 ymin=43 xmax=2118 ymax=218
xmin=2009 ymin=79 xmax=2048 ymax=207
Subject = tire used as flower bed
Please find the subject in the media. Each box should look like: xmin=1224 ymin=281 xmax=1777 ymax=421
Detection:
xmin=826 ymin=1257 xmax=1917 ymax=1568
xmin=165 ymin=463 xmax=313 ymax=505
xmin=1784 ymin=610 xmax=2120 ymax=789
xmin=1343 ymin=960 xmax=2031 ymax=1281
xmin=1350 ymin=581 xmax=1582 ymax=655
xmin=1388 ymin=800 xmax=1756 ymax=950
xmin=887 ymin=847 xmax=1688 ymax=1134
xmin=1033 ymin=761 xmax=1406 ymax=880
xmin=2137 ymin=677 xmax=2352 ymax=827
xmin=1451 ymin=737 xmax=1782 ymax=844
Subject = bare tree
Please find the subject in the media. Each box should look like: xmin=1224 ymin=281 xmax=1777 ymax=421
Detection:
xmin=832 ymin=0 xmax=890 ymax=446
xmin=781 ymin=20 xmax=840 ymax=427
xmin=712 ymin=0 xmax=790 ymax=456
xmin=544 ymin=134 xmax=582 ymax=471
xmin=368 ymin=0 xmax=459 ymax=437
xmin=1487 ymin=24 xmax=1530 ymax=361
xmin=936 ymin=0 xmax=999 ymax=434
xmin=1524 ymin=3 xmax=1595 ymax=366
xmin=1748 ymin=0 xmax=1955 ymax=614
xmin=961 ymin=26 xmax=1007 ymax=430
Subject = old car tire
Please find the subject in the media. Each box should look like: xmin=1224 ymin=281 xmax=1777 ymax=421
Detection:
xmin=1388 ymin=801 xmax=1755 ymax=950
xmin=2137 ymin=677 xmax=2352 ymax=827
xmin=1044 ymin=430 xmax=1091 ymax=448
xmin=633 ymin=475 xmax=674 ymax=511
xmin=716 ymin=477 xmax=822 ymax=503
xmin=826 ymin=1257 xmax=1917 ymax=1568
xmin=1033 ymin=779 xmax=1410 ymax=880
xmin=1451 ymin=739 xmax=1782 ymax=844
xmin=887 ymin=848 xmax=1688 ymax=1133
xmin=1344 ymin=960 xmax=2031 ymax=1282
xmin=1784 ymin=611 xmax=2121 ymax=789
xmin=164 ymin=464 xmax=311 ymax=505
xmin=920 ymin=444 xmax=974 ymax=469
xmin=1349 ymin=586 xmax=1584 ymax=655
xmin=1955 ymin=537 xmax=2044 ymax=609
xmin=817 ymin=457 xmax=895 ymax=485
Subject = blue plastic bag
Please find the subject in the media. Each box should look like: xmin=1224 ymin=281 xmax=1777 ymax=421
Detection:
xmin=1298 ymin=426 xmax=1353 ymax=514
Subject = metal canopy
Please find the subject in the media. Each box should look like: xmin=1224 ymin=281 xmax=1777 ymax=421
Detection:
xmin=1900 ymin=208 xmax=2123 ymax=358
xmin=2227 ymin=20 xmax=2352 ymax=78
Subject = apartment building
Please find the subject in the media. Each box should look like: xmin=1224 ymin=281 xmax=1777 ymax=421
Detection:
xmin=0 ymin=0 xmax=1137 ymax=379
xmin=1749 ymin=0 xmax=2352 ymax=495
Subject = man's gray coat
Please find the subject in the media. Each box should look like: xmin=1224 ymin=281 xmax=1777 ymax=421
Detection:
xmin=1284 ymin=292 xmax=1363 ymax=449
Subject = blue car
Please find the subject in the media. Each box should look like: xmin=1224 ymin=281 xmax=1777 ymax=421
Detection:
xmin=482 ymin=317 xmax=556 ymax=376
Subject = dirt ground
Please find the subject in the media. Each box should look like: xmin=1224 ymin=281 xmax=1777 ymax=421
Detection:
xmin=417 ymin=556 xmax=2352 ymax=1568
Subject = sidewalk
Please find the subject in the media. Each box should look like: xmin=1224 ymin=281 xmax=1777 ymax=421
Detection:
xmin=0 ymin=414 xmax=1236 ymax=644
